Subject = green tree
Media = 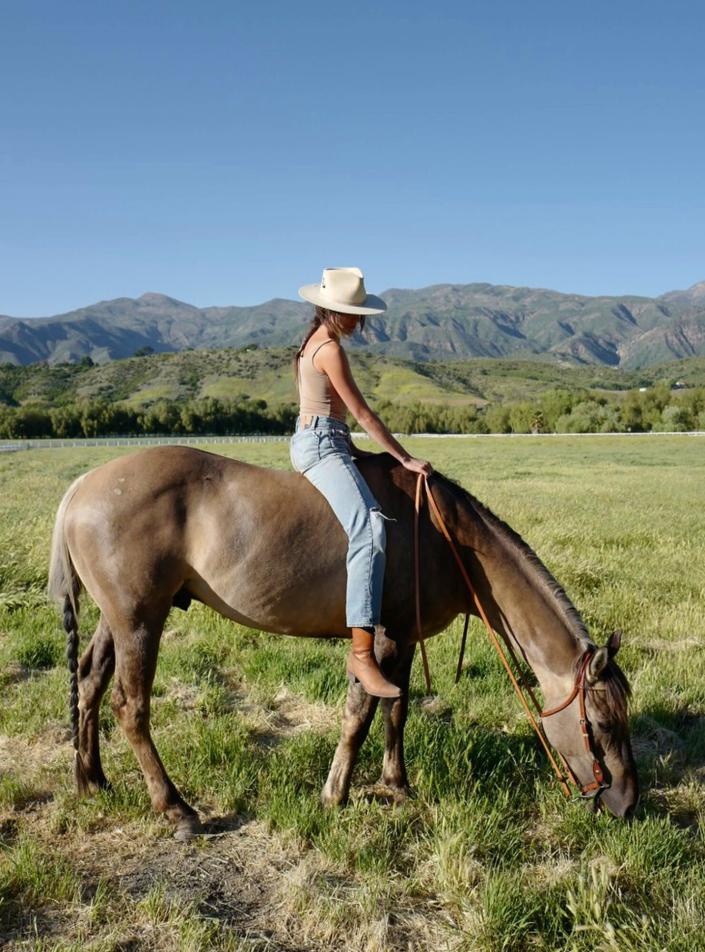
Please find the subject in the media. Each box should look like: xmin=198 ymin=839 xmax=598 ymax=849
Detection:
xmin=620 ymin=390 xmax=645 ymax=431
xmin=12 ymin=406 xmax=52 ymax=437
xmin=657 ymin=404 xmax=692 ymax=432
xmin=508 ymin=402 xmax=534 ymax=433
xmin=77 ymin=399 xmax=110 ymax=437
xmin=484 ymin=405 xmax=511 ymax=434
xmin=49 ymin=405 xmax=82 ymax=437
xmin=539 ymin=389 xmax=575 ymax=431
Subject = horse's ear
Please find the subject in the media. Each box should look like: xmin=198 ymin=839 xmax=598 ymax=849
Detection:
xmin=607 ymin=630 xmax=622 ymax=657
xmin=587 ymin=646 xmax=609 ymax=684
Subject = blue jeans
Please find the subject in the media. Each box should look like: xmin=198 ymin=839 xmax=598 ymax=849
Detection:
xmin=289 ymin=414 xmax=396 ymax=628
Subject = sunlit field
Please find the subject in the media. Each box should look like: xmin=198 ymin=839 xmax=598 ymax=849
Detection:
xmin=1 ymin=435 xmax=704 ymax=951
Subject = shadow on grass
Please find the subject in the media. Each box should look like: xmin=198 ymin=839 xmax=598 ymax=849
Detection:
xmin=631 ymin=703 xmax=705 ymax=829
xmin=202 ymin=811 xmax=250 ymax=835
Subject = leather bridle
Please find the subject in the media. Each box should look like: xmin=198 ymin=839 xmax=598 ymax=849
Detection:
xmin=540 ymin=649 xmax=609 ymax=799
xmin=413 ymin=473 xmax=610 ymax=802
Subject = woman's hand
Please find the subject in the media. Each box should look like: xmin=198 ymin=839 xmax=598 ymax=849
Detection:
xmin=401 ymin=456 xmax=433 ymax=476
xmin=318 ymin=346 xmax=435 ymax=471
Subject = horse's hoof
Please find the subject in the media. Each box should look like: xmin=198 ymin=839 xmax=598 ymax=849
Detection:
xmin=88 ymin=778 xmax=113 ymax=798
xmin=320 ymin=787 xmax=346 ymax=809
xmin=377 ymin=778 xmax=412 ymax=803
xmin=174 ymin=816 xmax=204 ymax=841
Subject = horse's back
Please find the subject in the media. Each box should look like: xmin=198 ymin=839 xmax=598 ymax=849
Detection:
xmin=62 ymin=445 xmax=346 ymax=628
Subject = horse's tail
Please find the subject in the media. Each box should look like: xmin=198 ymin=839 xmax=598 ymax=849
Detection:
xmin=48 ymin=473 xmax=90 ymax=792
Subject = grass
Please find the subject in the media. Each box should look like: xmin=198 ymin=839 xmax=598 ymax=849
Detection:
xmin=0 ymin=436 xmax=704 ymax=949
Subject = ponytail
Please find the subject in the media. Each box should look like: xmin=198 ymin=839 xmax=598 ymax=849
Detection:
xmin=292 ymin=309 xmax=323 ymax=386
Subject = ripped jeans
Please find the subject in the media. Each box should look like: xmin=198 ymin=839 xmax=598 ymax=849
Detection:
xmin=290 ymin=414 xmax=395 ymax=628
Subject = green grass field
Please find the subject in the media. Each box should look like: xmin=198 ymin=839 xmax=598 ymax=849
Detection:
xmin=1 ymin=436 xmax=704 ymax=950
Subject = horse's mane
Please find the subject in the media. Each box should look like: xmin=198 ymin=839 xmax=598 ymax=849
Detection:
xmin=435 ymin=472 xmax=591 ymax=642
xmin=433 ymin=472 xmax=631 ymax=719
xmin=588 ymin=657 xmax=631 ymax=728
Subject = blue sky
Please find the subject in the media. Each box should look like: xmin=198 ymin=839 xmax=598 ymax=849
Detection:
xmin=1 ymin=0 xmax=703 ymax=316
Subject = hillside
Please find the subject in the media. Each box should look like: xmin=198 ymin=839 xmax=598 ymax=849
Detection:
xmin=1 ymin=346 xmax=701 ymax=413
xmin=2 ymin=280 xmax=705 ymax=369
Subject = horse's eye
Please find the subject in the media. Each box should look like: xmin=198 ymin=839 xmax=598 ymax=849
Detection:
xmin=597 ymin=721 xmax=610 ymax=732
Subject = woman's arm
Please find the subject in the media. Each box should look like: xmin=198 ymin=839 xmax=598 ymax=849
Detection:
xmin=317 ymin=342 xmax=433 ymax=475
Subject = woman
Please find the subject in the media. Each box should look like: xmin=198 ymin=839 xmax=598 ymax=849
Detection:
xmin=290 ymin=267 xmax=433 ymax=699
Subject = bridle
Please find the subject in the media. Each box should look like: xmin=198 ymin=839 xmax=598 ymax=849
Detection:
xmin=413 ymin=473 xmax=610 ymax=802
xmin=540 ymin=649 xmax=609 ymax=799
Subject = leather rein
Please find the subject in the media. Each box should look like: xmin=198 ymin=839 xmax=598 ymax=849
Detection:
xmin=412 ymin=473 xmax=609 ymax=801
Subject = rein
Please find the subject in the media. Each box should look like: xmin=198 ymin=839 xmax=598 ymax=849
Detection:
xmin=412 ymin=473 xmax=608 ymax=801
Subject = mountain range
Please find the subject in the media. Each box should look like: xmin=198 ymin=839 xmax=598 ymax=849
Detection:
xmin=2 ymin=280 xmax=705 ymax=369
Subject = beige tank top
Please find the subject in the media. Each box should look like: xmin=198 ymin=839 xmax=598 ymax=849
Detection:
xmin=296 ymin=338 xmax=348 ymax=422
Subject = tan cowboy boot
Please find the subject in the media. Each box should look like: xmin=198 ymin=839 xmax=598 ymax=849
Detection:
xmin=347 ymin=627 xmax=402 ymax=698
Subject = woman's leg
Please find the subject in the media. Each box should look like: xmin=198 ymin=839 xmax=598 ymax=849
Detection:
xmin=301 ymin=440 xmax=400 ymax=698
xmin=302 ymin=448 xmax=389 ymax=628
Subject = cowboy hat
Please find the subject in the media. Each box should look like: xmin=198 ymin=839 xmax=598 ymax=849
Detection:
xmin=298 ymin=267 xmax=387 ymax=315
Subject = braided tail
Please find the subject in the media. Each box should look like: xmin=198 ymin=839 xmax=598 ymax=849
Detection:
xmin=62 ymin=594 xmax=89 ymax=794
xmin=49 ymin=472 xmax=92 ymax=795
xmin=63 ymin=595 xmax=80 ymax=751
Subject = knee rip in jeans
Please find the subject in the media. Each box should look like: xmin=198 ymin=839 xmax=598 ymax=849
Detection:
xmin=370 ymin=507 xmax=396 ymax=548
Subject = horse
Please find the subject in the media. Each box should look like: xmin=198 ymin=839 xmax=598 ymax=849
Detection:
xmin=48 ymin=445 xmax=638 ymax=839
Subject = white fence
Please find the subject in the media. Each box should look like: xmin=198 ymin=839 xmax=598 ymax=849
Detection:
xmin=0 ymin=434 xmax=290 ymax=452
xmin=1 ymin=431 xmax=704 ymax=453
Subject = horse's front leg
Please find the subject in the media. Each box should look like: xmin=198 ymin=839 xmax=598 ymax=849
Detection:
xmin=379 ymin=643 xmax=416 ymax=797
xmin=321 ymin=633 xmax=415 ymax=807
xmin=321 ymin=680 xmax=379 ymax=807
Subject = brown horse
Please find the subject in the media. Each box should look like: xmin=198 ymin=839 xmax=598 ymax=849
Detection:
xmin=48 ymin=445 xmax=638 ymax=838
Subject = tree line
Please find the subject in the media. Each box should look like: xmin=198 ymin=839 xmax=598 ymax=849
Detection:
xmin=0 ymin=397 xmax=297 ymax=439
xmin=374 ymin=383 xmax=705 ymax=434
xmin=0 ymin=385 xmax=704 ymax=439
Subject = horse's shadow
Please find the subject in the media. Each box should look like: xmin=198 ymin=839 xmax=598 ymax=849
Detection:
xmin=630 ymin=702 xmax=705 ymax=827
xmin=201 ymin=812 xmax=250 ymax=836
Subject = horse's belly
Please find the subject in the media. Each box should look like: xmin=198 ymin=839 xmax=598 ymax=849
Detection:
xmin=187 ymin=516 xmax=350 ymax=637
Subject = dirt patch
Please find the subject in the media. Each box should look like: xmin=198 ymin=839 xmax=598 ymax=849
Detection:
xmin=268 ymin=687 xmax=337 ymax=737
xmin=212 ymin=681 xmax=338 ymax=746
xmin=154 ymin=676 xmax=337 ymax=743
xmin=0 ymin=662 xmax=30 ymax=687
xmin=0 ymin=728 xmax=68 ymax=777
xmin=0 ymin=689 xmax=331 ymax=950
xmin=2 ymin=807 xmax=450 ymax=951
xmin=2 ymin=811 xmax=319 ymax=950
xmin=75 ymin=820 xmax=319 ymax=950
xmin=154 ymin=677 xmax=201 ymax=711
xmin=631 ymin=718 xmax=686 ymax=764
xmin=0 ymin=687 xmax=449 ymax=951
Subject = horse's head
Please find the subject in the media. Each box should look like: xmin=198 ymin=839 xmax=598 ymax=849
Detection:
xmin=541 ymin=631 xmax=639 ymax=818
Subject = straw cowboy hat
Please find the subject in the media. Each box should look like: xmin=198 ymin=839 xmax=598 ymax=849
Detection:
xmin=298 ymin=267 xmax=387 ymax=315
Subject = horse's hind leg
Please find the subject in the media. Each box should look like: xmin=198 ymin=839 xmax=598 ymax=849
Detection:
xmin=110 ymin=610 xmax=202 ymax=840
xmin=379 ymin=644 xmax=416 ymax=798
xmin=76 ymin=614 xmax=115 ymax=793
xmin=321 ymin=682 xmax=379 ymax=807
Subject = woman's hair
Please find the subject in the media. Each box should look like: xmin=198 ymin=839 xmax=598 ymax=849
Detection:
xmin=292 ymin=306 xmax=366 ymax=386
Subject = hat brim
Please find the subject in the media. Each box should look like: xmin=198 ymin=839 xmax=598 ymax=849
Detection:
xmin=298 ymin=284 xmax=387 ymax=315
